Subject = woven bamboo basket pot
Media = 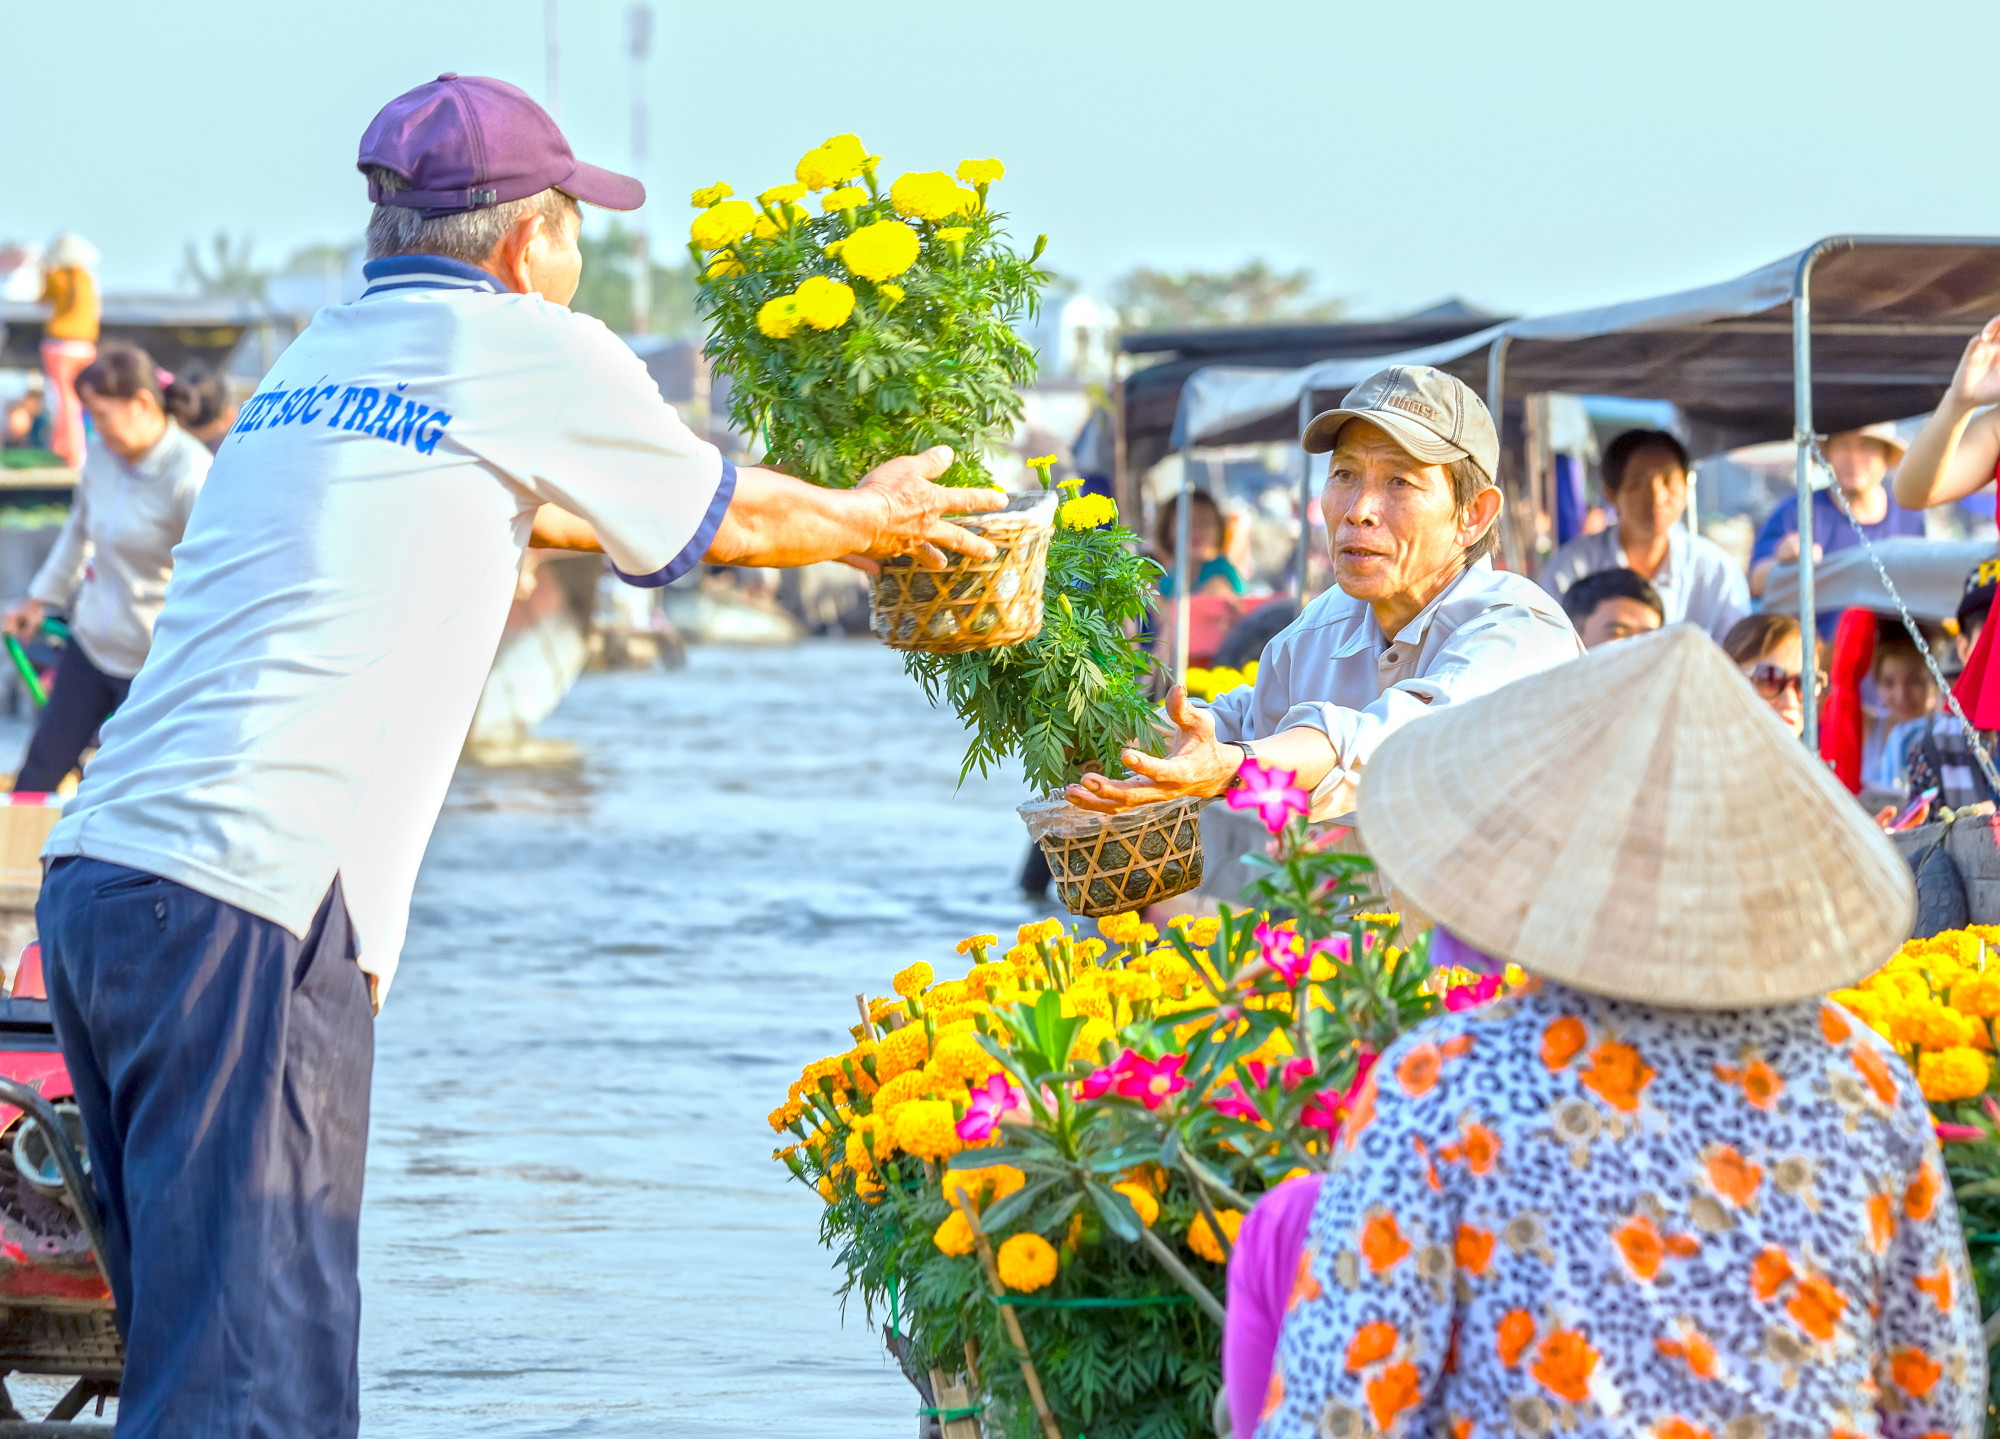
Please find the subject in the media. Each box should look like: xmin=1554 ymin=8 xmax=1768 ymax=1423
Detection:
xmin=869 ymin=490 xmax=1056 ymax=654
xmin=1021 ymin=795 xmax=1207 ymax=918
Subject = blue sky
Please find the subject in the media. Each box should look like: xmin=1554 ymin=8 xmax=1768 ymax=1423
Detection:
xmin=9 ymin=0 xmax=2000 ymax=318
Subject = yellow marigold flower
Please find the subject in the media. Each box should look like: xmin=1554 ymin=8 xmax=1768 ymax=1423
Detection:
xmin=796 ymin=133 xmax=871 ymax=189
xmin=689 ymin=182 xmax=733 ymax=208
xmin=929 ymin=1031 xmax=1000 ymax=1085
xmin=1244 ymin=659 xmax=1259 ymax=681
xmin=1069 ymin=1016 xmax=1116 ymax=1063
xmin=756 ymin=295 xmax=803 ymax=340
xmin=792 ymin=275 xmax=856 ymax=331
xmin=1955 ymin=973 xmax=2000 ymax=1019
xmin=1182 ymin=917 xmax=1221 ymax=947
xmin=958 ymin=934 xmax=1000 ymax=956
xmin=752 ymin=203 xmax=807 ymax=239
xmin=1905 ymin=1002 xmax=1979 ymax=1051
xmin=1098 ymin=912 xmax=1157 ymax=946
xmin=891 ymin=1098 xmax=963 ymax=1161
xmin=1187 ymin=1209 xmax=1243 ymax=1263
xmin=1919 ymin=1045 xmax=1991 ymax=1102
xmin=894 ymin=962 xmax=935 ymax=998
xmin=890 ymin=170 xmax=969 ymax=221
xmin=689 ymin=200 xmax=756 ymax=251
xmin=821 ymin=185 xmax=870 ymax=212
xmin=766 ymin=1097 xmax=804 ymax=1131
xmin=1075 ymin=938 xmax=1107 ymax=962
xmin=957 ymin=158 xmax=1005 ymax=186
xmin=1111 ymin=1181 xmax=1159 ymax=1228
xmin=1110 ymin=970 xmax=1162 ymax=1003
xmin=934 ymin=226 xmax=972 ymax=245
xmin=838 ymin=219 xmax=921 ymax=282
xmin=1059 ymin=494 xmax=1117 ymax=530
xmin=996 ymin=1232 xmax=1059 ymax=1292
xmin=1019 ymin=919 xmax=1065 ymax=945
xmin=932 ymin=1210 xmax=977 ymax=1256
xmin=817 ymin=1175 xmax=836 ymax=1203
xmin=943 ymin=1163 xmax=1026 ymax=1212
xmin=871 ymin=1068 xmax=935 ymax=1118
xmin=875 ymin=1023 xmax=931 ymax=1083
xmin=704 ymin=254 xmax=746 ymax=280
xmin=759 ymin=181 xmax=808 ymax=206
xmin=876 ymin=282 xmax=906 ymax=306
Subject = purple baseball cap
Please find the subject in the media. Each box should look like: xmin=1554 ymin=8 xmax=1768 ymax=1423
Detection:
xmin=358 ymin=73 xmax=644 ymax=216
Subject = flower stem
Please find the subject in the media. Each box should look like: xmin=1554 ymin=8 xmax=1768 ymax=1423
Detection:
xmin=1133 ymin=1223 xmax=1227 ymax=1325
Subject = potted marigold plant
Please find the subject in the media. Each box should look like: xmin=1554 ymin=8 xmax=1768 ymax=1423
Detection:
xmin=770 ymin=765 xmax=1499 ymax=1437
xmin=691 ymin=135 xmax=1052 ymax=654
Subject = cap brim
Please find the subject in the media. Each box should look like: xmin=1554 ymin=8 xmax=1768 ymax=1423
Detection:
xmin=1301 ymin=406 xmax=1467 ymax=463
xmin=561 ymin=160 xmax=646 ymax=212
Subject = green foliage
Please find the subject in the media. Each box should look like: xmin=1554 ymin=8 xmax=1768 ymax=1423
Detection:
xmin=1112 ymin=259 xmax=1345 ymax=334
xmin=694 ymin=172 xmax=1046 ymax=489
xmin=905 ymin=513 xmax=1165 ymax=795
xmin=572 ymin=221 xmax=699 ymax=338
xmin=179 ymin=232 xmax=267 ymax=300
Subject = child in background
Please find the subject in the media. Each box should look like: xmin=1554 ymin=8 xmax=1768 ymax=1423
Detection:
xmin=1864 ymin=637 xmax=1937 ymax=791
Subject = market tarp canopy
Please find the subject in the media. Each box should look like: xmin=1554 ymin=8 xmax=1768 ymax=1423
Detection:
xmin=0 ymin=293 xmax=274 ymax=373
xmin=1174 ymin=237 xmax=2000 ymax=460
xmin=1759 ymin=537 xmax=1992 ymax=624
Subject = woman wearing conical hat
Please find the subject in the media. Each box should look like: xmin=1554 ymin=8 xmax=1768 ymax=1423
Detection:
xmin=1255 ymin=626 xmax=1982 ymax=1439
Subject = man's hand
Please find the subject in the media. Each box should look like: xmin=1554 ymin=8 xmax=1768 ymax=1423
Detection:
xmin=1949 ymin=315 xmax=2000 ymax=410
xmin=851 ymin=446 xmax=1007 ymax=570
xmin=2 ymin=599 xmax=43 ymax=644
xmin=1065 ymin=687 xmax=1240 ymax=814
xmin=529 ymin=503 xmax=602 ymax=552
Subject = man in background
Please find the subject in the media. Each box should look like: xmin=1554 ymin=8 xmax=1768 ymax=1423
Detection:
xmin=1559 ymin=567 xmax=1664 ymax=650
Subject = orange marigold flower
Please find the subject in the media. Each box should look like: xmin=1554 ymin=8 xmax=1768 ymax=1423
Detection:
xmin=1851 ymin=1043 xmax=1898 ymax=1105
xmin=1821 ymin=1004 xmax=1852 ymax=1043
xmin=1890 ymin=1346 xmax=1942 ymax=1397
xmin=1365 ymin=1361 xmax=1422 ymax=1431
xmin=1541 ymin=1015 xmax=1586 ymax=1071
xmin=1455 ymin=1223 xmax=1494 ymax=1277
xmin=1578 ymin=1042 xmax=1655 ymax=1112
xmin=1906 ymin=1163 xmax=1940 ymax=1221
xmin=1396 ymin=1043 xmax=1442 ymax=1097
xmin=1359 ymin=1211 xmax=1410 ymax=1274
xmin=1914 ymin=1264 xmax=1953 ymax=1311
xmin=1751 ymin=1246 xmax=1794 ymax=1301
xmin=1345 ymin=1320 xmax=1398 ymax=1371
xmin=1867 ymin=1192 xmax=1896 ymax=1254
xmin=1529 ymin=1329 xmax=1598 ymax=1403
xmin=1496 ymin=1309 xmax=1536 ymax=1368
xmin=1786 ymin=1274 xmax=1847 ymax=1341
xmin=1706 ymin=1145 xmax=1763 ymax=1207
xmin=1614 ymin=1214 xmax=1665 ymax=1281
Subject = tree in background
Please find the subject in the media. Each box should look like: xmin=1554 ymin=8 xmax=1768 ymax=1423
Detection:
xmin=179 ymin=233 xmax=268 ymax=300
xmin=572 ymin=222 xmax=697 ymax=339
xmin=1112 ymin=258 xmax=1345 ymax=332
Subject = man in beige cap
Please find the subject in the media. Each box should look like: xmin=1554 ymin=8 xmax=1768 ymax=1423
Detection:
xmin=1258 ymin=624 xmax=1981 ymax=1437
xmin=1068 ymin=364 xmax=1580 ymax=819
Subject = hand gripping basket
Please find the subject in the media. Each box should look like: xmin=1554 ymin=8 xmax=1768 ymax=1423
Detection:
xmin=870 ymin=489 xmax=1056 ymax=654
xmin=1021 ymin=794 xmax=1207 ymax=917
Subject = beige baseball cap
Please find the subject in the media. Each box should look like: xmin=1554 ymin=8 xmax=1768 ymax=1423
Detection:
xmin=1302 ymin=364 xmax=1499 ymax=480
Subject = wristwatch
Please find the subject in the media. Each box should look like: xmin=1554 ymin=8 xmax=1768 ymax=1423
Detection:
xmin=1227 ymin=739 xmax=1258 ymax=788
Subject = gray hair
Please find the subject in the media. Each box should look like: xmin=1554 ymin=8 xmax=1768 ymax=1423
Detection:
xmin=362 ymin=166 xmax=577 ymax=265
xmin=1449 ymin=457 xmax=1501 ymax=563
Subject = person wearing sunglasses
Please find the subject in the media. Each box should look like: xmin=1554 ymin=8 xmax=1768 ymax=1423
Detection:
xmin=1723 ymin=612 xmax=1819 ymax=736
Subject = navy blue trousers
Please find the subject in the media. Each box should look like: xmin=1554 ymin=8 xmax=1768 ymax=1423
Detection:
xmin=38 ymin=857 xmax=373 ymax=1439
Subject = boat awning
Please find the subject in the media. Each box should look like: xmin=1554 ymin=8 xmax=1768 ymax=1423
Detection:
xmin=1176 ymin=237 xmax=2000 ymax=459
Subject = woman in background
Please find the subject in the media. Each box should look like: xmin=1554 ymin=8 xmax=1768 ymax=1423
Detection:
xmin=1155 ymin=491 xmax=1244 ymax=598
xmin=1722 ymin=611 xmax=1816 ymax=738
xmin=38 ymin=234 xmax=101 ymax=470
xmin=2 ymin=342 xmax=210 ymax=791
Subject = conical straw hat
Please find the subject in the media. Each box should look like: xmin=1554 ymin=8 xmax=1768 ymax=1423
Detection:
xmin=1356 ymin=624 xmax=1915 ymax=1009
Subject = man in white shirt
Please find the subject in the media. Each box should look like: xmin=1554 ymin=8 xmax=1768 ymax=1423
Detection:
xmin=1068 ymin=365 xmax=1582 ymax=821
xmin=1537 ymin=429 xmax=1749 ymax=642
xmin=34 ymin=74 xmax=1002 ymax=1439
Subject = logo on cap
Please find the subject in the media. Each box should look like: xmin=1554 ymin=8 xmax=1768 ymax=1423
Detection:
xmin=1383 ymin=393 xmax=1441 ymax=422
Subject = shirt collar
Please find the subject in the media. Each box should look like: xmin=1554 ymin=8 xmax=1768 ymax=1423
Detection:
xmin=359 ymin=254 xmax=504 ymax=298
xmin=1605 ymin=519 xmax=1683 ymax=582
xmin=1320 ymin=556 xmax=1497 ymax=659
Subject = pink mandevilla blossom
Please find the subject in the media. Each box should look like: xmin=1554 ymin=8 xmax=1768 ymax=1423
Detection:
xmin=1078 ymin=1049 xmax=1140 ymax=1100
xmin=1256 ymin=922 xmax=1311 ymax=984
xmin=1299 ymin=1090 xmax=1344 ymax=1132
xmin=1937 ymin=1121 xmax=1986 ymax=1144
xmin=1209 ymin=1080 xmax=1262 ymax=1123
xmin=956 ymin=1072 xmax=1025 ymax=1143
xmin=1225 ymin=757 xmax=1311 ymax=835
xmin=1281 ymin=1055 xmax=1317 ymax=1090
xmin=1444 ymin=974 xmax=1503 ymax=1012
xmin=1121 ymin=1053 xmax=1191 ymax=1109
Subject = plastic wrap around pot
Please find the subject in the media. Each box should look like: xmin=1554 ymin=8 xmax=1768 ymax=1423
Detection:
xmin=869 ymin=489 xmax=1056 ymax=654
xmin=1020 ymin=793 xmax=1207 ymax=917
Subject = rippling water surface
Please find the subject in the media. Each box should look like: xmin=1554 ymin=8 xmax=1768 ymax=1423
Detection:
xmin=360 ymin=640 xmax=1042 ymax=1436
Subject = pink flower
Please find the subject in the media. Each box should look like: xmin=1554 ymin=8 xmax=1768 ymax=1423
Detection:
xmin=1121 ymin=1052 xmax=1190 ymax=1110
xmin=1299 ymin=1089 xmax=1344 ymax=1132
xmin=1078 ymin=1050 xmax=1139 ymax=1100
xmin=1210 ymin=1080 xmax=1262 ymax=1123
xmin=956 ymin=1072 xmax=1025 ymax=1143
xmin=1304 ymin=825 xmax=1351 ymax=853
xmin=1225 ymin=757 xmax=1311 ymax=835
xmin=1256 ymin=922 xmax=1311 ymax=984
xmin=1444 ymin=975 xmax=1503 ymax=1012
xmin=1984 ymin=1095 xmax=2000 ymax=1129
xmin=1937 ymin=1121 xmax=1986 ymax=1144
xmin=1281 ymin=1056 xmax=1317 ymax=1090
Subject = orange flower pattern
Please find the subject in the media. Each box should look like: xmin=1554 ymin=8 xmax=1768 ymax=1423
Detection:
xmin=1261 ymin=983 xmax=1983 ymax=1438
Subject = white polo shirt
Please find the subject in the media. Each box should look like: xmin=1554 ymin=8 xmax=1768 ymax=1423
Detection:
xmin=43 ymin=255 xmax=733 ymax=995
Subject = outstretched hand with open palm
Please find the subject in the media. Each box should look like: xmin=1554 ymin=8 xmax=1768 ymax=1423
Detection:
xmin=1949 ymin=316 xmax=2000 ymax=409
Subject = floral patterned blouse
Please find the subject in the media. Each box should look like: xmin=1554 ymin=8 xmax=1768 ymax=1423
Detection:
xmin=1258 ymin=980 xmax=1985 ymax=1439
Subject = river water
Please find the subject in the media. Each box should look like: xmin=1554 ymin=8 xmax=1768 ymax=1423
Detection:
xmin=357 ymin=639 xmax=1044 ymax=1436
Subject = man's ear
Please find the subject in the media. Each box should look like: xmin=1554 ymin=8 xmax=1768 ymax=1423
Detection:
xmin=485 ymin=212 xmax=549 ymax=295
xmin=1461 ymin=485 xmax=1504 ymax=548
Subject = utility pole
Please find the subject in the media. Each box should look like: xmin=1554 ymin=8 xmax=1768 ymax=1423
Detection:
xmin=627 ymin=4 xmax=653 ymax=335
xmin=544 ymin=0 xmax=561 ymax=121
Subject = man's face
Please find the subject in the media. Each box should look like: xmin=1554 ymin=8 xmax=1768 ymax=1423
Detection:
xmin=1324 ymin=420 xmax=1478 ymax=603
xmin=1825 ymin=433 xmax=1892 ymax=497
xmin=1578 ymin=596 xmax=1662 ymax=649
xmin=1610 ymin=446 xmax=1687 ymax=540
xmin=524 ymin=202 xmax=584 ymax=306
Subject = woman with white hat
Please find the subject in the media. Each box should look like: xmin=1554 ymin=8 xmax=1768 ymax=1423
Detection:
xmin=1748 ymin=421 xmax=1922 ymax=616
xmin=1257 ymin=625 xmax=1980 ymax=1439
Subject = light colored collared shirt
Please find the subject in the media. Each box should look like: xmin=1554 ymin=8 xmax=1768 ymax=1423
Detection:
xmin=1538 ymin=520 xmax=1749 ymax=642
xmin=1202 ymin=557 xmax=1581 ymax=817
xmin=29 ymin=418 xmax=210 ymax=678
